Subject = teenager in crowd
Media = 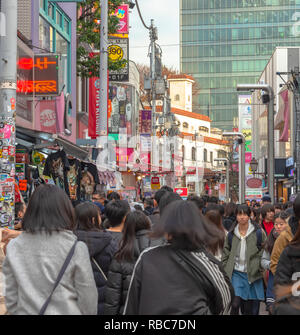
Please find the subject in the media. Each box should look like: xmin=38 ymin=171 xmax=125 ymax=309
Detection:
xmin=74 ymin=202 xmax=118 ymax=315
xmin=222 ymin=204 xmax=267 ymax=315
xmin=260 ymin=204 xmax=275 ymax=236
xmin=3 ymin=185 xmax=98 ymax=315
xmin=261 ymin=211 xmax=289 ymax=314
xmin=124 ymin=200 xmax=234 ymax=315
xmin=103 ymin=211 xmax=153 ymax=315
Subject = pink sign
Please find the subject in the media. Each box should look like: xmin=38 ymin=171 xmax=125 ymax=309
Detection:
xmin=113 ymin=5 xmax=129 ymax=34
xmin=245 ymin=152 xmax=252 ymax=163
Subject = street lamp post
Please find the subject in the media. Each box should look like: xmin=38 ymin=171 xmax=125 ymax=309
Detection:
xmin=237 ymin=84 xmax=275 ymax=204
xmin=223 ymin=132 xmax=245 ymax=204
xmin=214 ymin=158 xmax=230 ymax=203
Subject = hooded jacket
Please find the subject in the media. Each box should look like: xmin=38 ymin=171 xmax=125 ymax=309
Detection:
xmin=222 ymin=222 xmax=266 ymax=283
xmin=123 ymin=245 xmax=234 ymax=315
xmin=270 ymin=216 xmax=299 ymax=275
xmin=75 ymin=230 xmax=118 ymax=315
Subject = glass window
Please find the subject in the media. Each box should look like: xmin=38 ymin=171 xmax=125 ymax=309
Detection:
xmin=56 ymin=32 xmax=69 ymax=93
xmin=56 ymin=11 xmax=62 ymax=26
xmin=39 ymin=17 xmax=54 ymax=52
xmin=64 ymin=19 xmax=69 ymax=34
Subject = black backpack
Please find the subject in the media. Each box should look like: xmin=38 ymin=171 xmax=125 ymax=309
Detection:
xmin=227 ymin=227 xmax=263 ymax=251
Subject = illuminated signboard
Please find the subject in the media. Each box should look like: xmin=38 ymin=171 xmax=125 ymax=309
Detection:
xmin=17 ymin=54 xmax=59 ymax=96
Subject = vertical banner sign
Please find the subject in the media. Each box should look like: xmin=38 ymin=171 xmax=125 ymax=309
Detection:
xmin=139 ymin=110 xmax=152 ymax=172
xmin=112 ymin=5 xmax=129 ymax=34
xmin=239 ymin=95 xmax=262 ymax=200
xmin=88 ymin=74 xmax=109 ymax=139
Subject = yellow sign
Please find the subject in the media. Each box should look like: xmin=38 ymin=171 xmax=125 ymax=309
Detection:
xmin=108 ymin=45 xmax=124 ymax=62
xmin=151 ymin=184 xmax=160 ymax=190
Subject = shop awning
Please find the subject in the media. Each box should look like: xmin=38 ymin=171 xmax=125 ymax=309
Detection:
xmin=16 ymin=127 xmax=89 ymax=161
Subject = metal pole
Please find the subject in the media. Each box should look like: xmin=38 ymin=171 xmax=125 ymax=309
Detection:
xmin=226 ymin=160 xmax=230 ymax=203
xmin=0 ymin=0 xmax=17 ymax=227
xmin=99 ymin=0 xmax=108 ymax=136
xmin=195 ymin=132 xmax=199 ymax=196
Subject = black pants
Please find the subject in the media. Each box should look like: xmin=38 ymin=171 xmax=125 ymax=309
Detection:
xmin=231 ymin=296 xmax=260 ymax=315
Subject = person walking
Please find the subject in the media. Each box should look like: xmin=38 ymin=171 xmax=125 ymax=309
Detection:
xmin=261 ymin=204 xmax=275 ymax=236
xmin=103 ymin=211 xmax=153 ymax=315
xmin=261 ymin=211 xmax=289 ymax=314
xmin=2 ymin=184 xmax=98 ymax=315
xmin=205 ymin=209 xmax=226 ymax=261
xmin=270 ymin=195 xmax=300 ymax=276
xmin=223 ymin=203 xmax=237 ymax=232
xmin=124 ymin=201 xmax=234 ymax=315
xmin=222 ymin=204 xmax=267 ymax=315
xmin=74 ymin=202 xmax=118 ymax=315
xmin=104 ymin=200 xmax=131 ymax=247
xmin=273 ymin=208 xmax=300 ymax=315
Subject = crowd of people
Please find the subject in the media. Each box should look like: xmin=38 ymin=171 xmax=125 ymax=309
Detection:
xmin=0 ymin=185 xmax=300 ymax=315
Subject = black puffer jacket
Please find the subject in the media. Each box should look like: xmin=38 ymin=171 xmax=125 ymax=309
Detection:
xmin=103 ymin=230 xmax=157 ymax=315
xmin=75 ymin=230 xmax=118 ymax=315
xmin=274 ymin=243 xmax=300 ymax=286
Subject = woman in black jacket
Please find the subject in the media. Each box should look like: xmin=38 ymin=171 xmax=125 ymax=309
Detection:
xmin=124 ymin=200 xmax=234 ymax=315
xmin=274 ymin=214 xmax=300 ymax=314
xmin=103 ymin=211 xmax=153 ymax=315
xmin=74 ymin=202 xmax=118 ymax=315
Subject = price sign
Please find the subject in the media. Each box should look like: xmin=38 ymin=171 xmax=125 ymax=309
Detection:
xmin=108 ymin=38 xmax=129 ymax=82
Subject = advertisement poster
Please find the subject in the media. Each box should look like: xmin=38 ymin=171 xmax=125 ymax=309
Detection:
xmin=108 ymin=38 xmax=129 ymax=82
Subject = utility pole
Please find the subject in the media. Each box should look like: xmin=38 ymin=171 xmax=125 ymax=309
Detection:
xmin=150 ymin=20 xmax=157 ymax=136
xmin=99 ymin=0 xmax=108 ymax=137
xmin=0 ymin=0 xmax=17 ymax=228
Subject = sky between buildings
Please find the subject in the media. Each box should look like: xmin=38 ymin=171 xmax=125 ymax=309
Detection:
xmin=129 ymin=0 xmax=180 ymax=72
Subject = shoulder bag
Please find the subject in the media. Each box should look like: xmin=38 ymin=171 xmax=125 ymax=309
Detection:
xmin=39 ymin=241 xmax=78 ymax=315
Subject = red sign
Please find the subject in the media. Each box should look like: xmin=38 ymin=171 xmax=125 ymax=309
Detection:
xmin=174 ymin=187 xmax=188 ymax=197
xmin=88 ymin=72 xmax=109 ymax=139
xmin=246 ymin=178 xmax=262 ymax=189
xmin=151 ymin=177 xmax=160 ymax=184
xmin=17 ymin=55 xmax=59 ymax=96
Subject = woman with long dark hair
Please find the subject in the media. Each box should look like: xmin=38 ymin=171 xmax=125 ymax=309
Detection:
xmin=261 ymin=211 xmax=289 ymax=314
xmin=123 ymin=201 xmax=234 ymax=315
xmin=205 ymin=209 xmax=226 ymax=261
xmin=3 ymin=185 xmax=98 ymax=315
xmin=103 ymin=211 xmax=153 ymax=315
xmin=222 ymin=204 xmax=267 ymax=315
xmin=274 ymin=194 xmax=300 ymax=314
xmin=74 ymin=202 xmax=118 ymax=315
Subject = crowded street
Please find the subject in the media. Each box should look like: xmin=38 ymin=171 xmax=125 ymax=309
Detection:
xmin=0 ymin=0 xmax=300 ymax=318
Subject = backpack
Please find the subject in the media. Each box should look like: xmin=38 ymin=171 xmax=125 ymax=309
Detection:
xmin=227 ymin=227 xmax=263 ymax=251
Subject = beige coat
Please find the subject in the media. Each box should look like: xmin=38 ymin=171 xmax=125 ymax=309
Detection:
xmin=270 ymin=225 xmax=294 ymax=275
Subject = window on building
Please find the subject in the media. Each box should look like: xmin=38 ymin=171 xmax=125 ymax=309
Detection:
xmin=210 ymin=152 xmax=213 ymax=163
xmin=199 ymin=126 xmax=209 ymax=132
xmin=192 ymin=147 xmax=196 ymax=161
xmin=183 ymin=122 xmax=189 ymax=129
xmin=204 ymin=149 xmax=207 ymax=162
xmin=175 ymin=94 xmax=180 ymax=101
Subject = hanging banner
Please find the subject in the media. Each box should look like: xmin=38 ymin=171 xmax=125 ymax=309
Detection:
xmin=88 ymin=75 xmax=109 ymax=139
xmin=112 ymin=5 xmax=129 ymax=34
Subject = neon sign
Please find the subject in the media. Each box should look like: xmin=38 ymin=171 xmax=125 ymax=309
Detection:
xmin=17 ymin=55 xmax=59 ymax=96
